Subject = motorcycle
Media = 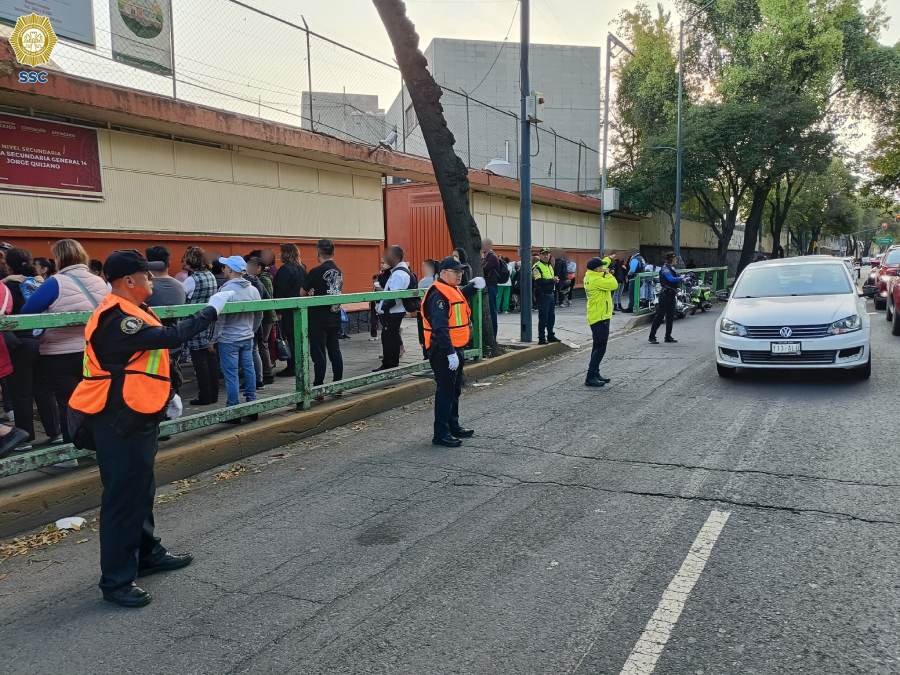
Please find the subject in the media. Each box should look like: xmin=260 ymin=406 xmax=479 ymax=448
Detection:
xmin=684 ymin=273 xmax=713 ymax=314
xmin=648 ymin=281 xmax=693 ymax=319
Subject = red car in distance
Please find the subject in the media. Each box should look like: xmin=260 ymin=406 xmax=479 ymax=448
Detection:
xmin=885 ymin=253 xmax=900 ymax=335
xmin=873 ymin=247 xmax=900 ymax=311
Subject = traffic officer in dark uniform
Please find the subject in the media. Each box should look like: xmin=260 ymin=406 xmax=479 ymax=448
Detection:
xmin=649 ymin=252 xmax=685 ymax=344
xmin=69 ymin=250 xmax=234 ymax=607
xmin=420 ymin=256 xmax=485 ymax=447
xmin=532 ymin=247 xmax=560 ymax=344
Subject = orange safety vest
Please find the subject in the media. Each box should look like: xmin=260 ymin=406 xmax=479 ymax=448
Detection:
xmin=69 ymin=294 xmax=171 ymax=416
xmin=421 ymin=281 xmax=472 ymax=350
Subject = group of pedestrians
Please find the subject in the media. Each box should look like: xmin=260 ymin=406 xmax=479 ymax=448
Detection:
xmin=0 ymin=237 xmax=356 ymax=456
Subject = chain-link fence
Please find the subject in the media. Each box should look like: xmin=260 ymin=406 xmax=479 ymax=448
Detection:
xmin=33 ymin=0 xmax=600 ymax=193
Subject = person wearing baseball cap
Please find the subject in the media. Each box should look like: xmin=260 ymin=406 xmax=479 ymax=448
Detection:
xmin=584 ymin=256 xmax=619 ymax=387
xmin=420 ymin=256 xmax=486 ymax=447
xmin=532 ymin=248 xmax=560 ymax=344
xmin=68 ymin=249 xmax=235 ymax=608
xmin=214 ymin=255 xmax=262 ymax=416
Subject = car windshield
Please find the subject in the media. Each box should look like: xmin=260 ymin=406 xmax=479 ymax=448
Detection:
xmin=884 ymin=249 xmax=900 ymax=265
xmin=734 ymin=263 xmax=852 ymax=298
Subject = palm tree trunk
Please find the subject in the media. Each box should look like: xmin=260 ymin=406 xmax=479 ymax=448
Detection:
xmin=373 ymin=0 xmax=500 ymax=354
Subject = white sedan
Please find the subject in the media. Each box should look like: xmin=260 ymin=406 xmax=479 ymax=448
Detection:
xmin=715 ymin=257 xmax=871 ymax=379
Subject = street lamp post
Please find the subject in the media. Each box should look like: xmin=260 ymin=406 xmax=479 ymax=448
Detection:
xmin=600 ymin=33 xmax=633 ymax=255
xmin=519 ymin=0 xmax=532 ymax=342
xmin=674 ymin=0 xmax=714 ymax=262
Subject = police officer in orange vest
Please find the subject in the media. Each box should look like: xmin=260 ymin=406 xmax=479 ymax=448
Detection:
xmin=421 ymin=256 xmax=485 ymax=447
xmin=69 ymin=250 xmax=235 ymax=608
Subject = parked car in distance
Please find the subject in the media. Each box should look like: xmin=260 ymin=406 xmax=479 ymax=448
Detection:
xmin=841 ymin=256 xmax=861 ymax=280
xmin=884 ymin=263 xmax=900 ymax=335
xmin=716 ymin=257 xmax=870 ymax=379
xmin=872 ymin=247 xmax=900 ymax=311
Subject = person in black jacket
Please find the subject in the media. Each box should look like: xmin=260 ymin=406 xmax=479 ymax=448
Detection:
xmin=273 ymin=243 xmax=306 ymax=377
xmin=2 ymin=248 xmax=57 ymax=450
xmin=422 ymin=257 xmax=485 ymax=447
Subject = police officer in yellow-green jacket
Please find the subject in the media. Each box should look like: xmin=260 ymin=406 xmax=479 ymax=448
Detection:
xmin=532 ymin=248 xmax=560 ymax=344
xmin=584 ymin=256 xmax=619 ymax=387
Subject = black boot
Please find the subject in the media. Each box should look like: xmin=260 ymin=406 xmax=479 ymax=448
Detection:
xmin=102 ymin=583 xmax=152 ymax=608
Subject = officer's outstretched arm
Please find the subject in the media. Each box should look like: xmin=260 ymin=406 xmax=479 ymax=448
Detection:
xmin=127 ymin=306 xmax=219 ymax=351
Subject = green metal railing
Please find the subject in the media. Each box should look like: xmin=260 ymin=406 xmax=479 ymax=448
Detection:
xmin=0 ymin=288 xmax=483 ymax=478
xmin=630 ymin=267 xmax=729 ymax=317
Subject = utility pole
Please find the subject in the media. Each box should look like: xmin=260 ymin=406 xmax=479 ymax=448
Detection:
xmin=600 ymin=33 xmax=633 ymax=254
xmin=675 ymin=0 xmax=714 ymax=262
xmin=519 ymin=0 xmax=532 ymax=342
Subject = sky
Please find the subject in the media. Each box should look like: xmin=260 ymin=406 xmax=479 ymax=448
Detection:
xmin=34 ymin=0 xmax=900 ymax=155
xmin=263 ymin=0 xmax=899 ymax=63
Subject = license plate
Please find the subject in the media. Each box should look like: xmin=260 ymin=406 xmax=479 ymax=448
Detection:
xmin=771 ymin=341 xmax=801 ymax=355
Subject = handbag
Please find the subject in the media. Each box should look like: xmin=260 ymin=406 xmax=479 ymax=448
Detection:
xmin=275 ymin=321 xmax=292 ymax=361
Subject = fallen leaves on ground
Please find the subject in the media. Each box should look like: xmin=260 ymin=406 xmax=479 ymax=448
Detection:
xmin=0 ymin=525 xmax=70 ymax=562
xmin=155 ymin=478 xmax=200 ymax=505
xmin=214 ymin=463 xmax=250 ymax=482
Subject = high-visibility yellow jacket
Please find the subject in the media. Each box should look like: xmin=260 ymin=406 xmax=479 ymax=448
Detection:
xmin=584 ymin=268 xmax=619 ymax=324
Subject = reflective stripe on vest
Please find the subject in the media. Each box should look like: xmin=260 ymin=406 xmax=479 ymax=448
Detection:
xmin=68 ymin=294 xmax=171 ymax=416
xmin=420 ymin=281 xmax=472 ymax=350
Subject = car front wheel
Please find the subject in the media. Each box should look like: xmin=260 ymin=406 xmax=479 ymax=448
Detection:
xmin=874 ymin=296 xmax=887 ymax=310
xmin=893 ymin=302 xmax=900 ymax=336
xmin=717 ymin=363 xmax=736 ymax=378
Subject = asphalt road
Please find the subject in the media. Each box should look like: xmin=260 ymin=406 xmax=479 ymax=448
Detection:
xmin=2 ymin=303 xmax=899 ymax=674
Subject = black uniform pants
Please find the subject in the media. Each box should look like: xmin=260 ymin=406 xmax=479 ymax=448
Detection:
xmin=380 ymin=313 xmax=404 ymax=369
xmin=650 ymin=288 xmax=676 ymax=340
xmin=310 ymin=319 xmax=344 ymax=386
xmin=587 ymin=319 xmax=610 ymax=379
xmin=538 ymin=292 xmax=556 ymax=340
xmin=94 ymin=410 xmax=165 ymax=592
xmin=430 ymin=349 xmax=464 ymax=439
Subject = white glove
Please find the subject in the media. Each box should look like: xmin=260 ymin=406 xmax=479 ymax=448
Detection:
xmin=206 ymin=290 xmax=235 ymax=314
xmin=447 ymin=352 xmax=460 ymax=371
xmin=472 ymin=276 xmax=486 ymax=290
xmin=166 ymin=394 xmax=183 ymax=420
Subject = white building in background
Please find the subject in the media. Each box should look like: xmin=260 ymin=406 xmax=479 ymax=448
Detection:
xmin=386 ymin=38 xmax=601 ymax=193
xmin=301 ymin=91 xmax=389 ymax=145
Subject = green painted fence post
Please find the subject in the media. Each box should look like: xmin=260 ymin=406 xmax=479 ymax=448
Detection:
xmin=295 ymin=305 xmax=311 ymax=410
xmin=633 ymin=273 xmax=641 ymax=313
xmin=472 ymin=289 xmax=483 ymax=359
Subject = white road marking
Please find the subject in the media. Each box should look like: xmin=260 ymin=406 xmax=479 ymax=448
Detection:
xmin=619 ymin=509 xmax=731 ymax=675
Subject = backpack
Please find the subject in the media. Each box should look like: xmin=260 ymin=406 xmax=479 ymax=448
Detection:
xmin=395 ymin=267 xmax=421 ymax=312
xmin=495 ymin=262 xmax=510 ymax=284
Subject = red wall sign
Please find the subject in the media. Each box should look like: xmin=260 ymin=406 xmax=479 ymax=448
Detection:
xmin=0 ymin=113 xmax=102 ymax=198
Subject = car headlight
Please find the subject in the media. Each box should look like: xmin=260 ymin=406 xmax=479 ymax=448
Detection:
xmin=720 ymin=318 xmax=747 ymax=336
xmin=881 ymin=274 xmax=893 ymax=282
xmin=827 ymin=315 xmax=862 ymax=335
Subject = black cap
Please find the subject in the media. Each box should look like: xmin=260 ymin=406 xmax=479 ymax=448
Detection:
xmin=104 ymin=249 xmax=150 ymax=282
xmin=439 ymin=256 xmax=464 ymax=271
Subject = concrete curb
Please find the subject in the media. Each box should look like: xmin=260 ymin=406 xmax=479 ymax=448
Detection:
xmin=0 ymin=342 xmax=569 ymax=538
xmin=624 ymin=313 xmax=654 ymax=331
